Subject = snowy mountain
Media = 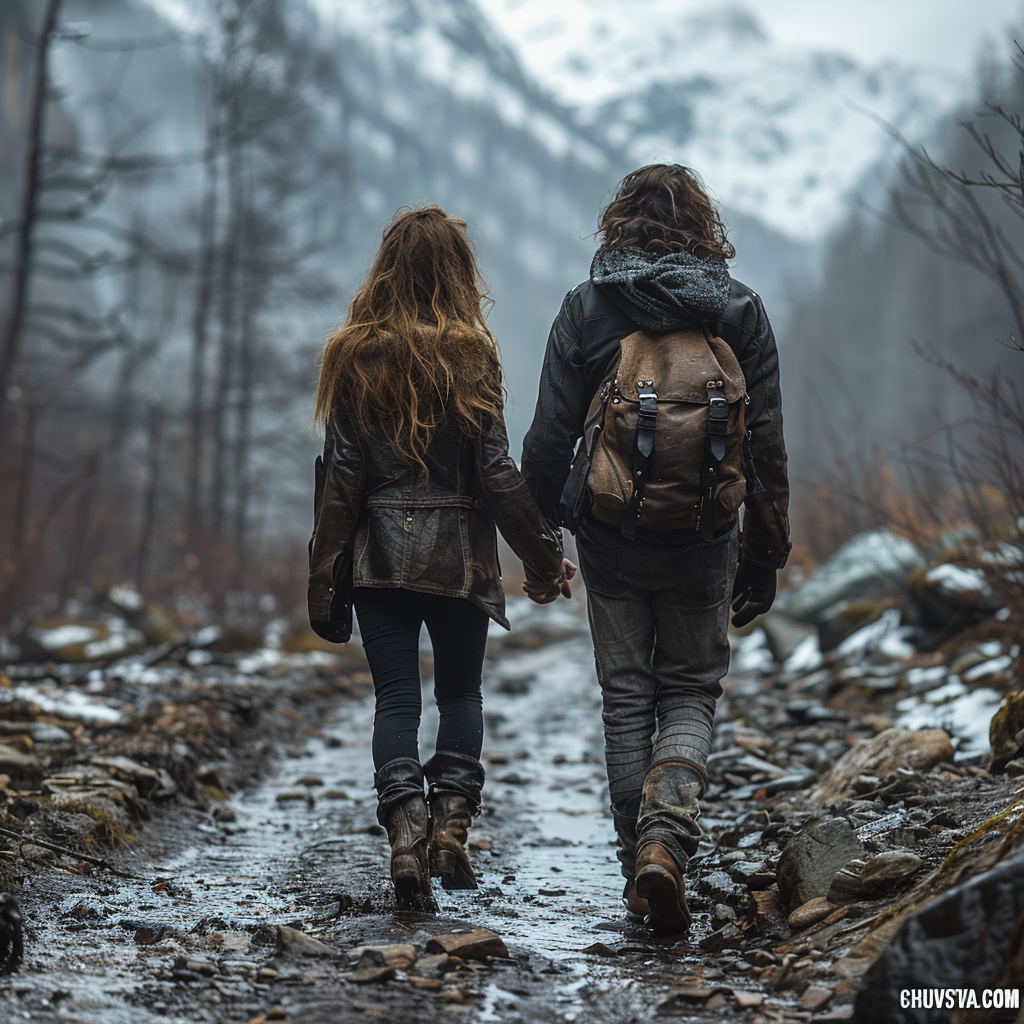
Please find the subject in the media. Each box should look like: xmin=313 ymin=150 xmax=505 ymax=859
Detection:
xmin=476 ymin=0 xmax=964 ymax=242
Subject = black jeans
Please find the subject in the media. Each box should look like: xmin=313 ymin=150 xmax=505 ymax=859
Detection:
xmin=577 ymin=521 xmax=738 ymax=878
xmin=353 ymin=587 xmax=489 ymax=769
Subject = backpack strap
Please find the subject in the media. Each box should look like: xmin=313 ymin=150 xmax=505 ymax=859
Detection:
xmin=620 ymin=380 xmax=658 ymax=540
xmin=695 ymin=325 xmax=731 ymax=541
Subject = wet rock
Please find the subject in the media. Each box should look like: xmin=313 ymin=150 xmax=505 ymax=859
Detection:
xmin=712 ymin=904 xmax=737 ymax=929
xmin=495 ymin=771 xmax=530 ymax=785
xmin=349 ymin=944 xmax=416 ymax=970
xmin=828 ymin=861 xmax=866 ymax=904
xmin=0 ymin=896 xmax=23 ymax=974
xmin=749 ymin=889 xmax=780 ymax=925
xmin=905 ymin=562 xmax=1000 ymax=640
xmin=799 ymin=986 xmax=834 ymax=1012
xmin=90 ymin=756 xmax=160 ymax=797
xmin=989 ymin=691 xmax=1024 ymax=773
xmin=276 ymin=790 xmax=313 ymax=806
xmin=0 ymin=745 xmax=39 ymax=773
xmin=425 ymin=928 xmax=508 ymax=960
xmin=213 ymin=805 xmax=237 ymax=823
xmin=275 ymin=925 xmax=336 ymax=958
xmin=413 ymin=953 xmax=457 ymax=977
xmin=853 ymin=847 xmax=1024 ymax=1024
xmin=761 ymin=612 xmax=817 ymax=663
xmin=581 ymin=942 xmax=620 ymax=957
xmin=294 ymin=775 xmax=323 ymax=787
xmin=777 ymin=817 xmax=865 ymax=912
xmin=773 ymin=529 xmax=923 ymax=623
xmin=658 ymin=985 xmax=729 ymax=1010
xmin=346 ymin=949 xmax=395 ymax=984
xmin=859 ymin=851 xmax=923 ymax=896
xmin=788 ymin=896 xmax=837 ymax=931
xmin=0 ymin=722 xmax=72 ymax=744
xmin=808 ymin=729 xmax=954 ymax=806
xmin=818 ymin=600 xmax=891 ymax=651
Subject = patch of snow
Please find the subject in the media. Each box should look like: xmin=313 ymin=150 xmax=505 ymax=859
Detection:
xmin=905 ymin=665 xmax=949 ymax=691
xmin=27 ymin=624 xmax=99 ymax=650
xmin=11 ymin=684 xmax=125 ymax=724
xmin=83 ymin=630 xmax=144 ymax=660
xmin=963 ymin=656 xmax=1014 ymax=682
xmin=925 ymin=564 xmax=990 ymax=594
xmin=924 ymin=678 xmax=968 ymax=704
xmin=836 ymin=608 xmax=905 ymax=659
xmin=107 ymin=585 xmax=144 ymax=612
xmin=733 ymin=628 xmax=775 ymax=674
xmin=784 ymin=634 xmax=823 ymax=673
xmin=895 ymin=687 xmax=1002 ymax=752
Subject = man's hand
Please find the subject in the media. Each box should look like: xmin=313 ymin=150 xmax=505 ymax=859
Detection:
xmin=524 ymin=558 xmax=577 ymax=604
xmin=731 ymin=557 xmax=777 ymax=628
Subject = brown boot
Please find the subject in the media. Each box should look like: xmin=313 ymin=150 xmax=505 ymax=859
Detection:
xmin=375 ymin=758 xmax=432 ymax=905
xmin=623 ymin=879 xmax=649 ymax=920
xmin=634 ymin=841 xmax=691 ymax=934
xmin=424 ymin=751 xmax=484 ymax=891
xmin=428 ymin=792 xmax=477 ymax=890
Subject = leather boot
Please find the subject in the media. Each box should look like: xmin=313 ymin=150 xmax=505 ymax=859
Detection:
xmin=374 ymin=757 xmax=431 ymax=905
xmin=635 ymin=842 xmax=691 ymax=934
xmin=623 ymin=879 xmax=649 ymax=920
xmin=423 ymin=751 xmax=484 ymax=891
xmin=634 ymin=762 xmax=703 ymax=934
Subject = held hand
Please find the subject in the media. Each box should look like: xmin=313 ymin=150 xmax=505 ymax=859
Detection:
xmin=731 ymin=557 xmax=777 ymax=629
xmin=523 ymin=558 xmax=578 ymax=604
xmin=558 ymin=558 xmax=577 ymax=599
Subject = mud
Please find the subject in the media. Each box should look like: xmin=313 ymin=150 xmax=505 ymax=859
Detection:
xmin=1 ymin=596 xmax=1021 ymax=1023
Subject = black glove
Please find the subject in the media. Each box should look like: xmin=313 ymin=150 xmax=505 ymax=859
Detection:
xmin=731 ymin=556 xmax=777 ymax=628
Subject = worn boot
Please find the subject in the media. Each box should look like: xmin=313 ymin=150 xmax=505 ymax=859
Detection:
xmin=374 ymin=757 xmax=432 ymax=906
xmin=623 ymin=879 xmax=650 ymax=920
xmin=612 ymin=808 xmax=648 ymax=920
xmin=423 ymin=751 xmax=485 ymax=890
xmin=634 ymin=762 xmax=703 ymax=934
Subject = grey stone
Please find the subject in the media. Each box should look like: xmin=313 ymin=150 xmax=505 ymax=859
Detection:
xmin=859 ymin=851 xmax=923 ymax=896
xmin=853 ymin=848 xmax=1024 ymax=1024
xmin=777 ymin=817 xmax=866 ymax=913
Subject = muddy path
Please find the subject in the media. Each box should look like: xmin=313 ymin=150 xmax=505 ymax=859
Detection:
xmin=1 ymin=595 xmax=1021 ymax=1024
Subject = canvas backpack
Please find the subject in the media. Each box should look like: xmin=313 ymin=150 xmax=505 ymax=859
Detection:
xmin=559 ymin=325 xmax=758 ymax=539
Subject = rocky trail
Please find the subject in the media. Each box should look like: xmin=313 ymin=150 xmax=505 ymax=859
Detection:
xmin=0 ymin=528 xmax=1022 ymax=1023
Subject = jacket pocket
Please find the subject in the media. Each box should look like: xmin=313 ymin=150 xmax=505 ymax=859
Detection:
xmin=404 ymin=505 xmax=471 ymax=596
xmin=353 ymin=506 xmax=406 ymax=586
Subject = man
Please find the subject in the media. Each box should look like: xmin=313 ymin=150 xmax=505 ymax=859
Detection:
xmin=521 ymin=164 xmax=791 ymax=933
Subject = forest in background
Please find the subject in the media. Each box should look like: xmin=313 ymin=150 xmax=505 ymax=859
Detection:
xmin=0 ymin=0 xmax=1022 ymax=640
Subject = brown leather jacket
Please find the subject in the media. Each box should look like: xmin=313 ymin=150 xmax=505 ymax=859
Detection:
xmin=308 ymin=404 xmax=563 ymax=640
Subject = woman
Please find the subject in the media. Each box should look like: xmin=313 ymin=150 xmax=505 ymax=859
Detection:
xmin=308 ymin=206 xmax=573 ymax=905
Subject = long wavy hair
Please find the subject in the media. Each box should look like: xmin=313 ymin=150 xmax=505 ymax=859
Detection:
xmin=598 ymin=164 xmax=735 ymax=259
xmin=314 ymin=206 xmax=503 ymax=471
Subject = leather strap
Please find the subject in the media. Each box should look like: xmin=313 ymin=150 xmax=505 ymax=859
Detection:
xmin=621 ymin=382 xmax=658 ymax=539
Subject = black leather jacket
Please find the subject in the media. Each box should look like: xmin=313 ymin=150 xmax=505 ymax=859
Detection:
xmin=308 ymin=404 xmax=564 ymax=638
xmin=521 ymin=277 xmax=791 ymax=568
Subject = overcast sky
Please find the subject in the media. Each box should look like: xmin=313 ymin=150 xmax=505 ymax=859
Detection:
xmin=479 ymin=0 xmax=1024 ymax=79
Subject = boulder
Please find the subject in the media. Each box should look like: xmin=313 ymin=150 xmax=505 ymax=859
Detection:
xmin=808 ymin=729 xmax=954 ymax=806
xmin=777 ymin=817 xmax=866 ymax=913
xmin=774 ymin=530 xmax=924 ymax=623
xmin=853 ymin=847 xmax=1024 ymax=1024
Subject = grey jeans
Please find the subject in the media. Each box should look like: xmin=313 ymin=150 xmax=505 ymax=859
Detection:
xmin=577 ymin=520 xmax=738 ymax=879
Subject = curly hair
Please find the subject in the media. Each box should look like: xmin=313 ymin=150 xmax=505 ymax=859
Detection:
xmin=314 ymin=206 xmax=503 ymax=471
xmin=598 ymin=164 xmax=735 ymax=259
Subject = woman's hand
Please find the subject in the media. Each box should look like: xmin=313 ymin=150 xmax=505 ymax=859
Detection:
xmin=523 ymin=558 xmax=577 ymax=604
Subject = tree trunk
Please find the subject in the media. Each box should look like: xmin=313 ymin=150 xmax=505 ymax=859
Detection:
xmin=0 ymin=0 xmax=63 ymax=451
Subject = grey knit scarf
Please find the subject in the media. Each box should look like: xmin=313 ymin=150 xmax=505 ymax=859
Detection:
xmin=590 ymin=246 xmax=731 ymax=331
